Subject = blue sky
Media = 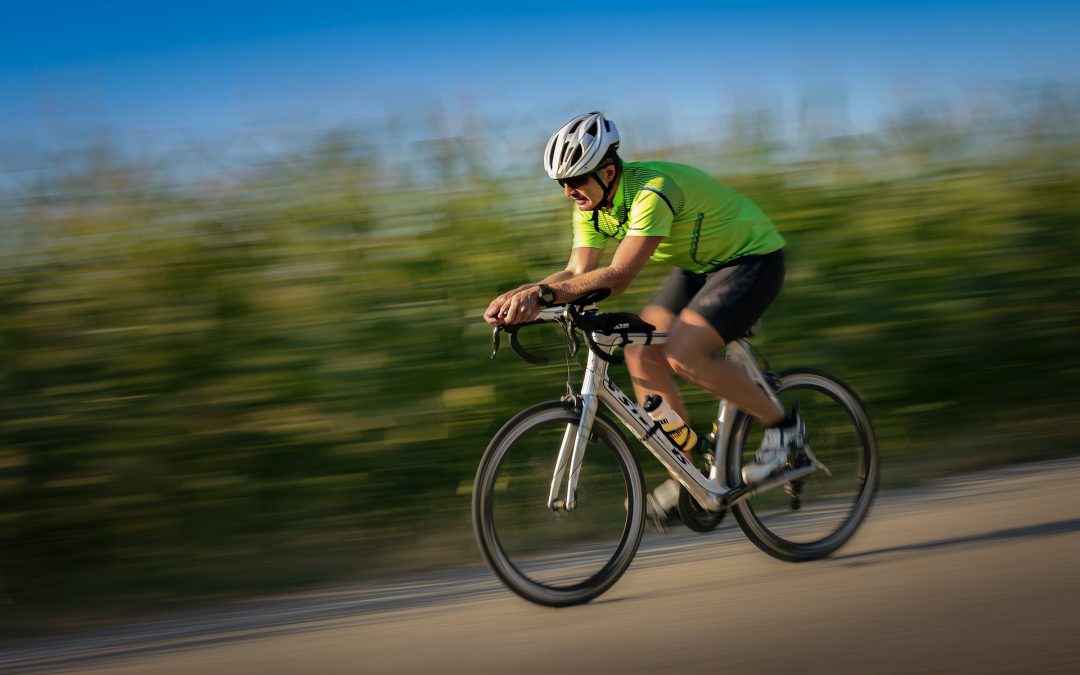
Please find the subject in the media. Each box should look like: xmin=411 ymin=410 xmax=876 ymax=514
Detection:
xmin=2 ymin=1 xmax=1078 ymax=161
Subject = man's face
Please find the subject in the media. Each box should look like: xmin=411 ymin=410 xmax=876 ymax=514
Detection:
xmin=559 ymin=163 xmax=616 ymax=211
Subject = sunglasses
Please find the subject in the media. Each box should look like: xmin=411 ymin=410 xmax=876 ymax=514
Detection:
xmin=556 ymin=174 xmax=592 ymax=189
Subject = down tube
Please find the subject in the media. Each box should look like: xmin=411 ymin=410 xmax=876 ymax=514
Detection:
xmin=595 ymin=378 xmax=716 ymax=504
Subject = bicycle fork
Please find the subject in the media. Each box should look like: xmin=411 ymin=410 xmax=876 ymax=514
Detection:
xmin=546 ymin=372 xmax=600 ymax=511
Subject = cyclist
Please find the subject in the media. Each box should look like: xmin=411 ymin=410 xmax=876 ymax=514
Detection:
xmin=484 ymin=111 xmax=804 ymax=524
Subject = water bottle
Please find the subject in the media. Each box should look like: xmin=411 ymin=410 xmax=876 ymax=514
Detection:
xmin=642 ymin=394 xmax=698 ymax=452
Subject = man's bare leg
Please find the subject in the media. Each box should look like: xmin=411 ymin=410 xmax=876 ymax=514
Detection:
xmin=665 ymin=309 xmax=785 ymax=426
xmin=623 ymin=305 xmax=689 ymax=419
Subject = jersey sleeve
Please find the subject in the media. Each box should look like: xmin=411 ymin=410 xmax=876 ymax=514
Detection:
xmin=571 ymin=208 xmax=609 ymax=249
xmin=625 ymin=188 xmax=674 ymax=238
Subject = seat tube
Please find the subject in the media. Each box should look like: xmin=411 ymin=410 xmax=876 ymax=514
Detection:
xmin=712 ymin=340 xmax=778 ymax=487
xmin=713 ymin=398 xmax=737 ymax=486
xmin=728 ymin=339 xmax=782 ymax=409
xmin=563 ymin=346 xmax=607 ymax=510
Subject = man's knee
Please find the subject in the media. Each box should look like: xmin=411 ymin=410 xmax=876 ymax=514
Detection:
xmin=664 ymin=312 xmax=726 ymax=378
xmin=663 ymin=342 xmax=700 ymax=380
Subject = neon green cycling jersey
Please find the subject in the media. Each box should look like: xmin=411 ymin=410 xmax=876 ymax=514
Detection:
xmin=571 ymin=161 xmax=785 ymax=273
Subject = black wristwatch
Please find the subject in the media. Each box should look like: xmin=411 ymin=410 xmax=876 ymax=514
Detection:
xmin=537 ymin=283 xmax=557 ymax=306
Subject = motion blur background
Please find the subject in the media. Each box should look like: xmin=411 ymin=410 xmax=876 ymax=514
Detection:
xmin=2 ymin=1 xmax=1078 ymax=636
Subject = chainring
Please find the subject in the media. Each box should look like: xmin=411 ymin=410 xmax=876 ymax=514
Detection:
xmin=677 ymin=485 xmax=726 ymax=533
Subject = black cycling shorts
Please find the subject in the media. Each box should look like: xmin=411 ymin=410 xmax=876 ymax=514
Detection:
xmin=648 ymin=249 xmax=785 ymax=343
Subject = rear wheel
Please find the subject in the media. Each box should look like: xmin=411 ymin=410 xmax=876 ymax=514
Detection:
xmin=728 ymin=369 xmax=878 ymax=561
xmin=473 ymin=402 xmax=646 ymax=606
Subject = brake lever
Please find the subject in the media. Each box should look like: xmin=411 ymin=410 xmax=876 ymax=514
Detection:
xmin=490 ymin=325 xmax=502 ymax=359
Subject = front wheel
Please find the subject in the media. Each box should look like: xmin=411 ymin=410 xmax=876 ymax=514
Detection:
xmin=728 ymin=368 xmax=878 ymax=562
xmin=472 ymin=402 xmax=646 ymax=606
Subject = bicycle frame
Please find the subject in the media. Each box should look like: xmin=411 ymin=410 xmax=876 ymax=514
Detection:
xmin=547 ymin=329 xmax=820 ymax=513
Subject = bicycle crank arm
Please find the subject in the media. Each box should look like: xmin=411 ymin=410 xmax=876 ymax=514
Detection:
xmin=722 ymin=464 xmax=819 ymax=508
xmin=802 ymin=443 xmax=832 ymax=476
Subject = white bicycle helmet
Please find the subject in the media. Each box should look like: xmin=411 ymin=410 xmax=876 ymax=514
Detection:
xmin=543 ymin=112 xmax=620 ymax=180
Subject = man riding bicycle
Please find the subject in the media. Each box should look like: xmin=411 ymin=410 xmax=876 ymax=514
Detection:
xmin=484 ymin=111 xmax=805 ymax=524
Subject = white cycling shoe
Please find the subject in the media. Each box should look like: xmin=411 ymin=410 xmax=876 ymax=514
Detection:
xmin=741 ymin=410 xmax=806 ymax=485
xmin=626 ymin=478 xmax=681 ymax=530
xmin=646 ymin=478 xmax=680 ymax=523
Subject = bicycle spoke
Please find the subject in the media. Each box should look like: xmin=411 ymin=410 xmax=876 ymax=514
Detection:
xmin=473 ymin=404 xmax=645 ymax=606
xmin=730 ymin=369 xmax=878 ymax=560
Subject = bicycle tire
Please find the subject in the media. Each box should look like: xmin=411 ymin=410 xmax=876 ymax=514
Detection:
xmin=727 ymin=368 xmax=878 ymax=562
xmin=473 ymin=401 xmax=646 ymax=606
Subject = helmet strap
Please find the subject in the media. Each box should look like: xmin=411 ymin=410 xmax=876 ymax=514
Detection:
xmin=589 ymin=160 xmax=621 ymax=229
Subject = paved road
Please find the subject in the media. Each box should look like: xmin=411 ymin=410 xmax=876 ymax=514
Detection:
xmin=5 ymin=457 xmax=1080 ymax=674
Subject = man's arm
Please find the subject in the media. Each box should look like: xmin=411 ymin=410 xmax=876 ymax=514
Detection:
xmin=484 ymin=247 xmax=603 ymax=325
xmin=546 ymin=236 xmax=662 ymax=302
xmin=484 ymin=237 xmax=660 ymax=324
xmin=535 ymin=246 xmax=605 ymax=286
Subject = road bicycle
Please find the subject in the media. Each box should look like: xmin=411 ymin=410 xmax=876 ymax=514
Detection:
xmin=472 ymin=291 xmax=878 ymax=607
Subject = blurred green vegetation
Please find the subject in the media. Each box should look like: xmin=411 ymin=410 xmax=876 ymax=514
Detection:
xmin=1 ymin=108 xmax=1078 ymax=634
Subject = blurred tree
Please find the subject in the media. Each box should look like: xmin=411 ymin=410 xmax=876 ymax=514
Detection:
xmin=0 ymin=99 xmax=1078 ymax=633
